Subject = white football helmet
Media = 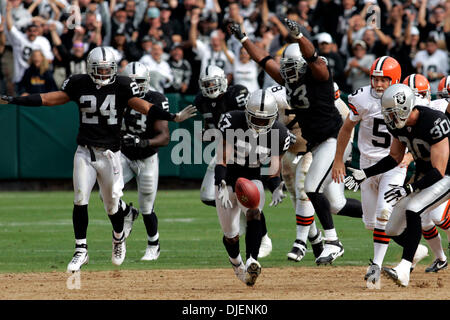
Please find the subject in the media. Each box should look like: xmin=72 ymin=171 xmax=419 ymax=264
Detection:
xmin=122 ymin=62 xmax=150 ymax=97
xmin=245 ymin=89 xmax=278 ymax=134
xmin=199 ymin=65 xmax=228 ymax=99
xmin=280 ymin=43 xmax=307 ymax=83
xmin=381 ymin=83 xmax=416 ymax=130
xmin=87 ymin=46 xmax=117 ymax=86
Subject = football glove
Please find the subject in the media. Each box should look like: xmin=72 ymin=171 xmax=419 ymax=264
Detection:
xmin=344 ymin=167 xmax=367 ymax=192
xmin=122 ymin=134 xmax=150 ymax=148
xmin=384 ymin=184 xmax=413 ymax=205
xmin=270 ymin=181 xmax=286 ymax=207
xmin=218 ymin=180 xmax=232 ymax=209
xmin=228 ymin=23 xmax=247 ymax=42
xmin=174 ymin=104 xmax=197 ymax=122
xmin=284 ymin=18 xmax=303 ymax=39
xmin=0 ymin=95 xmax=13 ymax=104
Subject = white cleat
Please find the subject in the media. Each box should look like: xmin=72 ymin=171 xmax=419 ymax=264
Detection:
xmin=123 ymin=203 xmax=139 ymax=239
xmin=245 ymin=257 xmax=261 ymax=286
xmin=258 ymin=234 xmax=273 ymax=258
xmin=287 ymin=239 xmax=307 ymax=262
xmin=230 ymin=260 xmax=247 ymax=284
xmin=67 ymin=245 xmax=89 ymax=272
xmin=315 ymin=239 xmax=344 ymax=265
xmin=141 ymin=244 xmax=160 ymax=261
xmin=382 ymin=266 xmax=410 ymax=287
xmin=112 ymin=233 xmax=126 ymax=266
xmin=410 ymin=244 xmax=429 ymax=272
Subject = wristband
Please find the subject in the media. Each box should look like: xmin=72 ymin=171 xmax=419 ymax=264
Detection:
xmin=258 ymin=55 xmax=273 ymax=69
xmin=11 ymin=94 xmax=43 ymax=106
xmin=240 ymin=36 xmax=248 ymax=43
xmin=267 ymin=176 xmax=281 ymax=193
xmin=148 ymin=105 xmax=176 ymax=121
xmin=304 ymin=50 xmax=318 ymax=63
xmin=214 ymin=165 xmax=227 ymax=186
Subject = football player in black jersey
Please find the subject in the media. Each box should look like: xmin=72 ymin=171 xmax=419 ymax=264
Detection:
xmin=120 ymin=61 xmax=171 ymax=261
xmin=214 ymin=89 xmax=290 ymax=286
xmin=0 ymin=47 xmax=197 ymax=272
xmin=195 ymin=65 xmax=274 ymax=259
xmin=345 ymin=84 xmax=450 ymax=287
xmin=229 ymin=19 xmax=363 ymax=265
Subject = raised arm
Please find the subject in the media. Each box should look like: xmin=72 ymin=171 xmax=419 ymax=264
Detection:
xmin=1 ymin=91 xmax=70 ymax=106
xmin=228 ymin=23 xmax=284 ymax=85
xmin=127 ymin=97 xmax=197 ymax=122
xmin=284 ymin=18 xmax=329 ymax=81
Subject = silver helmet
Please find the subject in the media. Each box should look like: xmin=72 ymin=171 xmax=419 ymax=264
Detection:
xmin=280 ymin=43 xmax=307 ymax=83
xmin=87 ymin=46 xmax=117 ymax=86
xmin=245 ymin=89 xmax=278 ymax=134
xmin=122 ymin=62 xmax=150 ymax=97
xmin=381 ymin=83 xmax=416 ymax=130
xmin=199 ymin=65 xmax=228 ymax=99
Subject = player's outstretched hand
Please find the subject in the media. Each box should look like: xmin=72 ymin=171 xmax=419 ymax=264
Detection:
xmin=0 ymin=95 xmax=13 ymax=104
xmin=270 ymin=181 xmax=286 ymax=207
xmin=384 ymin=184 xmax=413 ymax=205
xmin=228 ymin=23 xmax=246 ymax=41
xmin=218 ymin=180 xmax=232 ymax=209
xmin=284 ymin=18 xmax=302 ymax=39
xmin=344 ymin=167 xmax=367 ymax=192
xmin=174 ymin=104 xmax=197 ymax=122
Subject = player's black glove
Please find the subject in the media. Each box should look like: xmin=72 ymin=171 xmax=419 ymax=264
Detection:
xmin=122 ymin=134 xmax=150 ymax=148
xmin=228 ymin=23 xmax=247 ymax=42
xmin=0 ymin=95 xmax=14 ymax=104
xmin=284 ymin=18 xmax=303 ymax=39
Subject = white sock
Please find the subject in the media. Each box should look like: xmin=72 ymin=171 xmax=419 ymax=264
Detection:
xmin=296 ymin=199 xmax=314 ymax=242
xmin=373 ymin=242 xmax=389 ymax=267
xmin=397 ymin=259 xmax=412 ymax=272
xmin=425 ymin=234 xmax=446 ymax=261
xmin=75 ymin=239 xmax=87 ymax=249
xmin=229 ymin=254 xmax=243 ymax=266
xmin=324 ymin=228 xmax=338 ymax=241
xmin=308 ymin=220 xmax=318 ymax=238
xmin=296 ymin=224 xmax=310 ymax=243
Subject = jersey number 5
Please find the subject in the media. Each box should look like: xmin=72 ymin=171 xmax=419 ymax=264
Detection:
xmin=372 ymin=118 xmax=391 ymax=148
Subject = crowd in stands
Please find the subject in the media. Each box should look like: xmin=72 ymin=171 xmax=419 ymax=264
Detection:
xmin=0 ymin=0 xmax=449 ymax=97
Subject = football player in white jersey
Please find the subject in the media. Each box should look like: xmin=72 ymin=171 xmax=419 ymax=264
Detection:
xmin=332 ymin=56 xmax=428 ymax=286
xmin=403 ymin=74 xmax=450 ymax=272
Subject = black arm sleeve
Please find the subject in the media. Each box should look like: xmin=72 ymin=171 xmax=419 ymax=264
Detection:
xmin=266 ymin=176 xmax=281 ymax=193
xmin=214 ymin=164 xmax=227 ymax=185
xmin=363 ymin=155 xmax=399 ymax=178
xmin=148 ymin=104 xmax=176 ymax=121
xmin=11 ymin=94 xmax=43 ymax=107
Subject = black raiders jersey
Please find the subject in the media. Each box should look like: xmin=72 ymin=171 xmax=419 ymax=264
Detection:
xmin=61 ymin=74 xmax=140 ymax=151
xmin=388 ymin=106 xmax=450 ymax=175
xmin=194 ymin=85 xmax=249 ymax=130
xmin=284 ymin=66 xmax=342 ymax=149
xmin=121 ymin=90 xmax=170 ymax=160
xmin=218 ymin=110 xmax=290 ymax=170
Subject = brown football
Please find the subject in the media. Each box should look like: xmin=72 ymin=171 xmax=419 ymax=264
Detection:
xmin=235 ymin=178 xmax=260 ymax=209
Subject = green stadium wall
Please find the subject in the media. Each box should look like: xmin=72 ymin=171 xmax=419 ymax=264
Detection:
xmin=0 ymin=93 xmax=366 ymax=180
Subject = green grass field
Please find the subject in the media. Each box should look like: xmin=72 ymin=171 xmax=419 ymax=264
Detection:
xmin=0 ymin=189 xmax=440 ymax=273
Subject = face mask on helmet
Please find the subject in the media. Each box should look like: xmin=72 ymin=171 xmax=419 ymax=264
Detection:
xmin=245 ymin=89 xmax=278 ymax=134
xmin=280 ymin=58 xmax=307 ymax=83
xmin=381 ymin=84 xmax=415 ymax=130
xmin=122 ymin=62 xmax=150 ymax=97
xmin=199 ymin=75 xmax=227 ymax=99
xmin=87 ymin=47 xmax=117 ymax=86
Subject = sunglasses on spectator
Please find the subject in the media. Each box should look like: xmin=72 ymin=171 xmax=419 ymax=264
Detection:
xmin=73 ymin=43 xmax=84 ymax=48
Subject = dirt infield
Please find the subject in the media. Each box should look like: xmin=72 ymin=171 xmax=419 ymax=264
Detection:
xmin=0 ymin=266 xmax=447 ymax=300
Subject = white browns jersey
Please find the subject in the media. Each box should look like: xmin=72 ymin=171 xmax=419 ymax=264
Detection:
xmin=348 ymin=86 xmax=393 ymax=164
xmin=414 ymin=95 xmax=448 ymax=113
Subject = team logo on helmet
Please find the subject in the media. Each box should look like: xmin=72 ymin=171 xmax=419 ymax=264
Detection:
xmin=394 ymin=91 xmax=406 ymax=105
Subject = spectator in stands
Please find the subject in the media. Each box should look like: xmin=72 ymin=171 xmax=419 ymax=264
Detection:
xmin=413 ymin=35 xmax=449 ymax=93
xmin=312 ymin=0 xmax=341 ymax=40
xmin=0 ymin=22 xmax=6 ymax=95
xmin=316 ymin=32 xmax=347 ymax=92
xmin=232 ymin=46 xmax=259 ymax=92
xmin=166 ymin=43 xmax=192 ymax=94
xmin=139 ymin=40 xmax=173 ymax=93
xmin=418 ymin=1 xmax=446 ymax=44
xmin=5 ymin=1 xmax=54 ymax=94
xmin=159 ymin=2 xmax=183 ymax=47
xmin=189 ymin=8 xmax=234 ymax=82
xmin=7 ymin=0 xmax=32 ymax=31
xmin=18 ymin=49 xmax=58 ymax=95
xmin=111 ymin=7 xmax=136 ymax=41
xmin=340 ymin=13 xmax=366 ymax=58
xmin=344 ymin=40 xmax=375 ymax=91
xmin=337 ymin=0 xmax=358 ymax=46
xmin=361 ymin=27 xmax=391 ymax=58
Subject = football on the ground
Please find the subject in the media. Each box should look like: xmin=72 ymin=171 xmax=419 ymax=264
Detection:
xmin=235 ymin=178 xmax=260 ymax=209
